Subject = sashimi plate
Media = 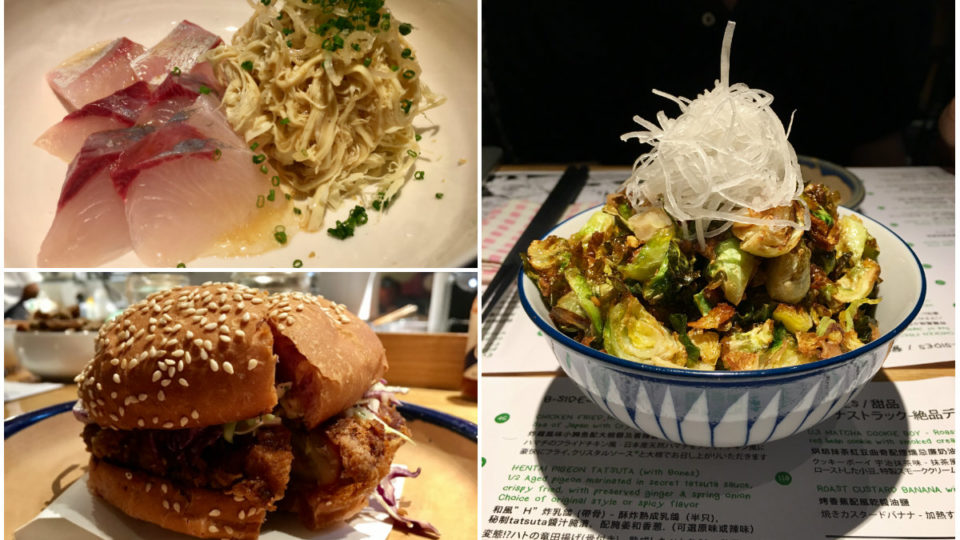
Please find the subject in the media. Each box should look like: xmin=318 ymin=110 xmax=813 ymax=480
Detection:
xmin=5 ymin=0 xmax=477 ymax=269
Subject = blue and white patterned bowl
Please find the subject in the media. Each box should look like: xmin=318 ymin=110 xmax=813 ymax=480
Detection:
xmin=518 ymin=206 xmax=925 ymax=447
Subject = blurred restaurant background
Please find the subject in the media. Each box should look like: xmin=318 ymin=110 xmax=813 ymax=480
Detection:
xmin=482 ymin=0 xmax=955 ymax=170
xmin=4 ymin=272 xmax=478 ymax=403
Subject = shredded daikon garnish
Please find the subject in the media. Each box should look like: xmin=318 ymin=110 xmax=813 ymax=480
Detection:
xmin=621 ymin=21 xmax=807 ymax=248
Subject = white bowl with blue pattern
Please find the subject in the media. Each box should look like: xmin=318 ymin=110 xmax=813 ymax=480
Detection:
xmin=518 ymin=206 xmax=925 ymax=447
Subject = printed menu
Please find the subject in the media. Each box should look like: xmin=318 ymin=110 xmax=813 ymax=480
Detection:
xmin=482 ymin=375 xmax=955 ymax=539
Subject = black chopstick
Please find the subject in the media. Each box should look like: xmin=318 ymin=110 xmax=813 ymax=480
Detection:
xmin=481 ymin=164 xmax=590 ymax=322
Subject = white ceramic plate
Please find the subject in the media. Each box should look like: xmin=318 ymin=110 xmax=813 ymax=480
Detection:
xmin=5 ymin=0 xmax=477 ymax=268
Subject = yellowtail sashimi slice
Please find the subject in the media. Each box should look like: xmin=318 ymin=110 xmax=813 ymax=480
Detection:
xmin=46 ymin=37 xmax=145 ymax=111
xmin=112 ymin=124 xmax=289 ymax=266
xmin=35 ymin=82 xmax=152 ymax=162
xmin=131 ymin=21 xmax=222 ymax=86
xmin=37 ymin=127 xmax=151 ymax=267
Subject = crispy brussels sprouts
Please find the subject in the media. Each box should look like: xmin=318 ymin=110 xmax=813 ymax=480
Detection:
xmin=626 ymin=207 xmax=674 ymax=244
xmin=836 ymin=215 xmax=870 ymax=265
xmin=720 ymin=319 xmax=774 ymax=371
xmin=687 ymin=330 xmax=720 ymax=370
xmin=550 ymin=291 xmax=591 ymax=334
xmin=708 ymin=238 xmax=758 ymax=305
xmin=762 ymin=332 xmax=817 ymax=369
xmin=619 ymin=228 xmax=673 ymax=281
xmin=523 ymin=183 xmax=880 ymax=371
xmin=604 ymin=296 xmax=685 ymax=367
xmin=772 ymin=303 xmax=813 ymax=333
xmin=526 ymin=236 xmax=572 ymax=272
xmin=564 ymin=268 xmax=606 ymax=335
xmin=641 ymin=239 xmax=699 ymax=307
xmin=766 ymin=244 xmax=811 ymax=303
xmin=732 ymin=202 xmax=805 ymax=258
xmin=575 ymin=212 xmax=616 ymax=250
xmin=830 ymin=259 xmax=880 ymax=304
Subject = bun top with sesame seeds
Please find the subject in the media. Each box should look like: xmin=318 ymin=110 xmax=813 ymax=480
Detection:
xmin=75 ymin=282 xmax=387 ymax=431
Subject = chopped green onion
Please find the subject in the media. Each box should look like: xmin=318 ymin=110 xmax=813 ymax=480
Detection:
xmin=414 ymin=171 xmax=425 ymax=180
xmin=351 ymin=43 xmax=360 ymax=51
xmin=285 ymin=193 xmax=292 ymax=200
xmin=293 ymin=259 xmax=303 ymax=268
xmin=198 ymin=85 xmax=211 ymax=94
xmin=267 ymin=189 xmax=276 ymax=202
xmin=271 ymin=175 xmax=281 ymax=186
xmin=241 ymin=60 xmax=254 ymax=72
xmin=390 ymin=65 xmax=399 ymax=72
xmin=282 ymin=27 xmax=294 ymax=36
xmin=253 ymin=154 xmax=266 ymax=164
xmin=435 ymin=193 xmax=444 ymax=199
xmin=400 ymin=99 xmax=413 ymax=114
xmin=250 ymin=142 xmax=259 ymax=151
xmin=286 ymin=40 xmax=293 ymax=48
xmin=279 ymin=117 xmax=290 ymax=126
xmin=398 ymin=23 xmax=412 ymax=35
xmin=171 ymin=66 xmax=182 ymax=76
xmin=363 ymin=57 xmax=372 ymax=67
xmin=333 ymin=35 xmax=344 ymax=49
xmin=176 ymin=262 xmax=186 ymax=268
xmin=415 ymin=133 xmax=422 ymax=141
xmin=401 ymin=48 xmax=412 ymax=58
xmin=260 ymin=165 xmax=269 ymax=174
xmin=327 ymin=205 xmax=369 ymax=239
xmin=260 ymin=0 xmax=271 ymax=5
xmin=256 ymin=195 xmax=265 ymax=208
xmin=293 ymin=207 xmax=302 ymax=215
xmin=407 ymin=149 xmax=418 ymax=158
xmin=372 ymin=200 xmax=382 ymax=211
xmin=274 ymin=230 xmax=288 ymax=244
xmin=402 ymin=70 xmax=415 ymax=79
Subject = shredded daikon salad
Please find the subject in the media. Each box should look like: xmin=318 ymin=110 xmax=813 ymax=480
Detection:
xmin=621 ymin=21 xmax=807 ymax=248
xmin=208 ymin=0 xmax=443 ymax=231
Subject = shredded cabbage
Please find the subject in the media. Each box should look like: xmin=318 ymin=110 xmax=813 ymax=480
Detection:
xmin=373 ymin=466 xmax=440 ymax=538
xmin=208 ymin=0 xmax=444 ymax=231
xmin=620 ymin=21 xmax=806 ymax=248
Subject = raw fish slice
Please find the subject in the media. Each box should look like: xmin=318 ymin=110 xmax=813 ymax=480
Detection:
xmin=112 ymin=125 xmax=288 ymax=266
xmin=178 ymin=94 xmax=247 ymax=149
xmin=138 ymin=64 xmax=223 ymax=125
xmin=35 ymin=82 xmax=152 ymax=161
xmin=37 ymin=127 xmax=152 ymax=267
xmin=46 ymin=37 xmax=145 ymax=111
xmin=131 ymin=21 xmax=222 ymax=86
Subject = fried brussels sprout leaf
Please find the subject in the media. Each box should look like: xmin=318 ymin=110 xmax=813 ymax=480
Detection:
xmin=619 ymin=228 xmax=673 ymax=282
xmin=604 ymin=296 xmax=685 ymax=367
xmin=708 ymin=238 xmax=758 ymax=305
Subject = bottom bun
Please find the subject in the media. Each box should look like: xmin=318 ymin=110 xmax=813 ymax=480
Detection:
xmin=88 ymin=458 xmax=272 ymax=540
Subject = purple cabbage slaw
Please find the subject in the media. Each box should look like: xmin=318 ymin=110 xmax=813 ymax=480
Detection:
xmin=374 ymin=466 xmax=441 ymax=538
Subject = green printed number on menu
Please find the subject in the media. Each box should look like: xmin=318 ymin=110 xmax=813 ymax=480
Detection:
xmin=775 ymin=471 xmax=792 ymax=486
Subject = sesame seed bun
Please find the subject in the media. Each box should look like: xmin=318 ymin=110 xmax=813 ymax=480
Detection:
xmin=75 ymin=283 xmax=387 ymax=431
xmin=76 ymin=283 xmax=279 ymax=430
xmin=88 ymin=458 xmax=268 ymax=540
xmin=266 ymin=291 xmax=387 ymax=429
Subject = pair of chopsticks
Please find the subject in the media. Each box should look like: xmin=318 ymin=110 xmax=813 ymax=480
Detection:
xmin=481 ymin=164 xmax=590 ymax=321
